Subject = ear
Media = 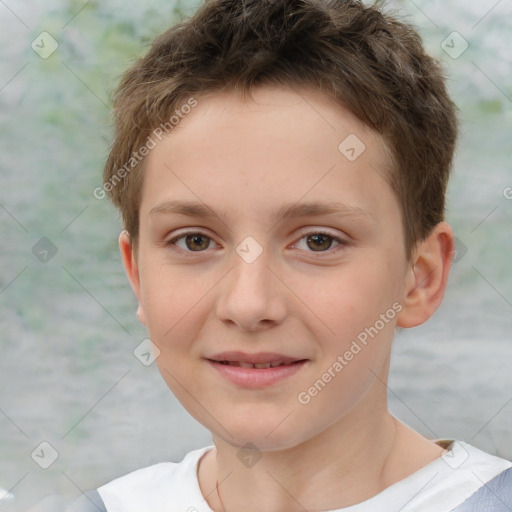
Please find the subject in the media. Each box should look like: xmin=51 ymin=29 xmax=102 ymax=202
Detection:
xmin=396 ymin=221 xmax=455 ymax=328
xmin=119 ymin=230 xmax=147 ymax=326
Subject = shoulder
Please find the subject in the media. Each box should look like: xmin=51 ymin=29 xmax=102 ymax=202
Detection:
xmin=96 ymin=445 xmax=213 ymax=512
xmin=451 ymin=465 xmax=512 ymax=511
xmin=453 ymin=440 xmax=512 ymax=476
xmin=405 ymin=439 xmax=512 ymax=512
xmin=439 ymin=439 xmax=512 ymax=492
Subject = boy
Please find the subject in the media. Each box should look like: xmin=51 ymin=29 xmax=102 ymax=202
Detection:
xmin=69 ymin=0 xmax=512 ymax=510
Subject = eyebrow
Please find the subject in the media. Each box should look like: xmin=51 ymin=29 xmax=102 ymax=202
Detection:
xmin=149 ymin=199 xmax=374 ymax=224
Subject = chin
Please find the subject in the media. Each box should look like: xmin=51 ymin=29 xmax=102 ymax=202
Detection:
xmin=211 ymin=414 xmax=312 ymax=452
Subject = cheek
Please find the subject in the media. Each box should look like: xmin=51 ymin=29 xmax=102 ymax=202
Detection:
xmin=294 ymin=258 xmax=398 ymax=334
xmin=137 ymin=261 xmax=204 ymax=343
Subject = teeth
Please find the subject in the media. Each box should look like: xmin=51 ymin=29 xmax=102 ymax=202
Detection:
xmin=254 ymin=362 xmax=271 ymax=369
xmin=217 ymin=360 xmax=296 ymax=368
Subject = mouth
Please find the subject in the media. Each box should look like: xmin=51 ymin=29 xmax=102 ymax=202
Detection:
xmin=212 ymin=360 xmax=305 ymax=369
xmin=207 ymin=351 xmax=307 ymax=368
xmin=206 ymin=352 xmax=309 ymax=387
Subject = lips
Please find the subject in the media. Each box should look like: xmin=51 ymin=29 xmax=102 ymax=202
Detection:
xmin=206 ymin=351 xmax=308 ymax=388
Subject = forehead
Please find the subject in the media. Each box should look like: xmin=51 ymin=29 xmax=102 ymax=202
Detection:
xmin=140 ymin=85 xmax=397 ymax=227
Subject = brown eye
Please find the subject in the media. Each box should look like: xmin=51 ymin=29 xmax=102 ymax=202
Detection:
xmin=293 ymin=231 xmax=346 ymax=256
xmin=306 ymin=233 xmax=335 ymax=252
xmin=167 ymin=232 xmax=213 ymax=252
xmin=183 ymin=233 xmax=211 ymax=251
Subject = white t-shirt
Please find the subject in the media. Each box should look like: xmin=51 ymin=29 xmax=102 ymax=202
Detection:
xmin=97 ymin=439 xmax=512 ymax=512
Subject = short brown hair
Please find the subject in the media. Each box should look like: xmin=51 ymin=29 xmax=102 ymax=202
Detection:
xmin=103 ymin=0 xmax=458 ymax=259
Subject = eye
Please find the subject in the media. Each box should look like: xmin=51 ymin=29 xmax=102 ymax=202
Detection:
xmin=165 ymin=229 xmax=348 ymax=256
xmin=294 ymin=231 xmax=346 ymax=255
xmin=167 ymin=231 xmax=215 ymax=252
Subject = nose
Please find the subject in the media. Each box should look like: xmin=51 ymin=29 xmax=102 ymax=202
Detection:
xmin=214 ymin=240 xmax=287 ymax=332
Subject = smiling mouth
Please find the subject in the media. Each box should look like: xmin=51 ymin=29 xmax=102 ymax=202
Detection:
xmin=213 ymin=360 xmax=305 ymax=369
xmin=207 ymin=355 xmax=308 ymax=387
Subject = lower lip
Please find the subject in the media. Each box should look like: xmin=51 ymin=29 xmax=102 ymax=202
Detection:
xmin=207 ymin=360 xmax=308 ymax=388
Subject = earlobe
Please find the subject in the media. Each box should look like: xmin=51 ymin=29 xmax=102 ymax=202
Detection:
xmin=119 ymin=230 xmax=147 ymax=326
xmin=136 ymin=304 xmax=147 ymax=325
xmin=396 ymin=222 xmax=455 ymax=328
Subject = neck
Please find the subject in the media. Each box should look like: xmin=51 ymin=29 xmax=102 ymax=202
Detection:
xmin=198 ymin=400 xmax=445 ymax=511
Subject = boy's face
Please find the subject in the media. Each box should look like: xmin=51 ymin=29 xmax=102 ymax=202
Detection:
xmin=122 ymin=85 xmax=414 ymax=450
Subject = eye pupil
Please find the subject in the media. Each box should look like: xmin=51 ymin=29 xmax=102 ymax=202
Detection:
xmin=186 ymin=234 xmax=210 ymax=251
xmin=307 ymin=234 xmax=332 ymax=251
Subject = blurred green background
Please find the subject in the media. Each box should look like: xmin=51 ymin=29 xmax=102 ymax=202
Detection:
xmin=0 ymin=0 xmax=511 ymax=510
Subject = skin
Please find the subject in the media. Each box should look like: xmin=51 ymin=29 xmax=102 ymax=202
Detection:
xmin=119 ymin=85 xmax=455 ymax=511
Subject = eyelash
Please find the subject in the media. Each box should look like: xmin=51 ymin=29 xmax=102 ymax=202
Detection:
xmin=165 ymin=229 xmax=348 ymax=257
